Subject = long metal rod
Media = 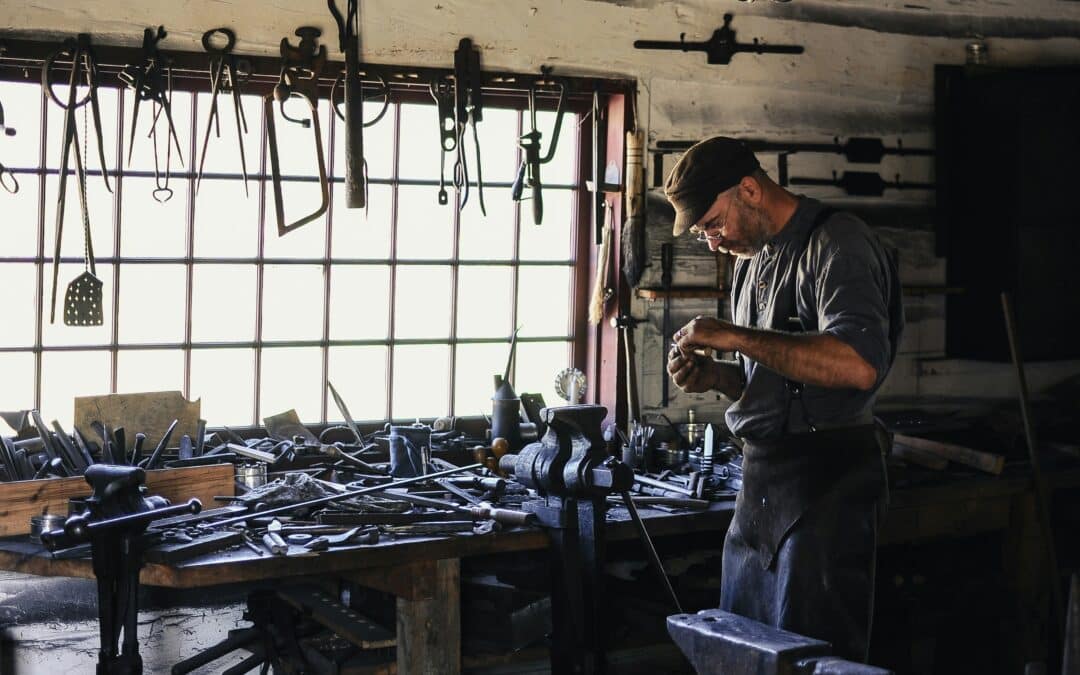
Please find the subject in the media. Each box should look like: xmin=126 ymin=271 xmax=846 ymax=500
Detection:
xmin=620 ymin=491 xmax=683 ymax=614
xmin=1001 ymin=292 xmax=1065 ymax=642
xmin=210 ymin=462 xmax=483 ymax=529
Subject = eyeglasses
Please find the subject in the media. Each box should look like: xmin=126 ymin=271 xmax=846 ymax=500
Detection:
xmin=692 ymin=196 xmax=735 ymax=244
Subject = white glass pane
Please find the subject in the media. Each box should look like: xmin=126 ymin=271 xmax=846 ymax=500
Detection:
xmin=193 ymin=177 xmax=258 ymax=257
xmin=0 ymin=263 xmax=37 ymax=347
xmin=454 ymin=343 xmax=508 ymax=417
xmin=394 ymin=265 xmax=451 ymax=339
xmin=391 ymin=344 xmax=449 ymax=420
xmin=0 ymin=352 xmax=35 ymax=414
xmin=42 ymin=174 xmax=115 ymax=265
xmin=536 ymin=110 xmax=578 ymax=185
xmin=46 ymin=84 xmax=119 ymax=172
xmin=328 ymin=346 xmax=387 ymax=422
xmin=193 ymin=92 xmax=263 ymax=179
xmin=456 ymin=266 xmax=512 ymax=339
xmin=0 ymin=80 xmax=42 ymax=170
xmin=262 ymin=180 xmax=328 ymax=258
xmin=191 ymin=265 xmax=256 ymax=342
xmin=118 ymin=264 xmax=185 ymax=344
xmin=265 ymin=98 xmax=332 ymax=177
xmin=514 ymin=341 xmax=571 ymax=401
xmin=519 ymin=189 xmax=574 ymax=260
xmin=260 ymin=346 xmax=321 ymax=423
xmin=517 ymin=266 xmax=572 ymax=337
xmin=1 ymin=176 xmax=41 ymax=257
xmin=121 ymin=89 xmax=191 ymax=173
xmin=329 ymin=265 xmax=389 ymax=340
xmin=121 ymin=177 xmax=188 ymax=257
xmin=190 ymin=348 xmax=255 ymax=425
xmin=396 ymin=185 xmax=453 ymax=260
xmin=116 ymin=348 xmax=183 ymax=394
xmin=474 ymin=107 xmax=520 ymax=184
xmin=332 ymin=98 xmax=394 ymax=179
xmin=41 ymin=262 xmax=114 ymax=347
xmin=262 ymin=264 xmax=325 ymax=341
xmin=331 ymin=184 xmax=392 ymax=259
xmin=41 ymin=350 xmax=110 ymax=429
xmin=459 ymin=187 xmax=514 ymax=261
xmin=397 ymin=103 xmax=441 ymax=180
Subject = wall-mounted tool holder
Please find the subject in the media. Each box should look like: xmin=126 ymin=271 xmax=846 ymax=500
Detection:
xmin=634 ymin=13 xmax=804 ymax=65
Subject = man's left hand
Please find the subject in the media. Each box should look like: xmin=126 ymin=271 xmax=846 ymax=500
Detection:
xmin=674 ymin=316 xmax=742 ymax=354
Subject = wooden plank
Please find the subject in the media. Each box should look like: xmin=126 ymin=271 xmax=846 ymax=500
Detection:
xmin=892 ymin=433 xmax=1005 ymax=475
xmin=0 ymin=464 xmax=233 ymax=537
xmin=73 ymin=390 xmax=201 ymax=456
xmin=396 ymin=558 xmax=460 ymax=675
xmin=891 ymin=442 xmax=948 ymax=470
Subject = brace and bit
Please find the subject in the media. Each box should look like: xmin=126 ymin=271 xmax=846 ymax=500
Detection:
xmin=196 ymin=28 xmax=251 ymax=196
xmin=511 ymin=66 xmax=567 ymax=225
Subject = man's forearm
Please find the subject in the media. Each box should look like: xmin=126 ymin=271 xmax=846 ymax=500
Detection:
xmin=731 ymin=326 xmax=877 ymax=391
xmin=711 ymin=359 xmax=745 ymax=400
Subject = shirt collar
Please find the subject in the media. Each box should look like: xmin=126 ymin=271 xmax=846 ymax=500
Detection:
xmin=763 ymin=196 xmax=822 ymax=253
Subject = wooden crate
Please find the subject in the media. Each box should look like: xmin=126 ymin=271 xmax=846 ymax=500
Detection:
xmin=0 ymin=464 xmax=234 ymax=537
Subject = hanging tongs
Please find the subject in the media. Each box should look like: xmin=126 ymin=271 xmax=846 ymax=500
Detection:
xmin=266 ymin=27 xmax=330 ymax=236
xmin=511 ymin=66 xmax=567 ymax=226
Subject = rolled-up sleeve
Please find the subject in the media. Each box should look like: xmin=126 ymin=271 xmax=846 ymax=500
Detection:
xmin=815 ymin=235 xmax=892 ymax=386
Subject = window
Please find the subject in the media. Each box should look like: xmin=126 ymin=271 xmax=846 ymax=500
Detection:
xmin=0 ymin=65 xmax=590 ymax=429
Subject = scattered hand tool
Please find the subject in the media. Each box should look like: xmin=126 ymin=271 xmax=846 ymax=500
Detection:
xmin=42 ymin=34 xmax=111 ymax=326
xmin=511 ymin=66 xmax=567 ymax=225
xmin=130 ymin=433 xmax=145 ymax=467
xmin=119 ymin=26 xmax=184 ymax=167
xmin=327 ymin=381 xmax=366 ymax=446
xmin=388 ymin=489 xmax=535 ymax=527
xmin=141 ymin=418 xmax=177 ymax=470
xmin=660 ymin=242 xmax=674 ymax=407
xmin=52 ymin=420 xmax=90 ymax=472
xmin=303 ymin=525 xmax=379 ymax=551
xmin=633 ymin=13 xmax=804 ymax=65
xmin=196 ymin=28 xmax=250 ymax=196
xmin=266 ymin=27 xmax=329 ymax=236
xmin=0 ymin=94 xmax=18 ymax=194
xmin=328 ymin=0 xmax=365 ymax=209
xmin=262 ymin=519 xmax=288 ymax=555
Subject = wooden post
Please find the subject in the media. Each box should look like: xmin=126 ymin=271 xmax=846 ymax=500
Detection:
xmin=395 ymin=558 xmax=461 ymax=674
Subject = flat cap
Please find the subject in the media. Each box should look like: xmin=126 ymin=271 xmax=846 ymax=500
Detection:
xmin=664 ymin=136 xmax=760 ymax=236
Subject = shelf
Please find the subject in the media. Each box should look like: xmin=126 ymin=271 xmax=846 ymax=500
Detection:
xmin=636 ymin=287 xmax=728 ymax=301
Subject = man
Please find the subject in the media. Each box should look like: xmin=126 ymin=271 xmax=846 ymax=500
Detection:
xmin=664 ymin=137 xmax=903 ymax=662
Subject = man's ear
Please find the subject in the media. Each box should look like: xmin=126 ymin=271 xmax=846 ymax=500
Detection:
xmin=738 ymin=174 xmax=764 ymax=205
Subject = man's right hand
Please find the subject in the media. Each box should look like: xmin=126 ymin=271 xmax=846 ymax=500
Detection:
xmin=667 ymin=345 xmax=718 ymax=394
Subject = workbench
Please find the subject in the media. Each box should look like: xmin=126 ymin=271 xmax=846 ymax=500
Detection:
xmin=0 ymin=465 xmax=1075 ymax=673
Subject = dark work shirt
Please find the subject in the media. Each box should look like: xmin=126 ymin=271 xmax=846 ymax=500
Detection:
xmin=725 ymin=197 xmax=903 ymax=441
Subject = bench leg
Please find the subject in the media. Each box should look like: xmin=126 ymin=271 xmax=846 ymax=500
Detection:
xmin=395 ymin=558 xmax=460 ymax=674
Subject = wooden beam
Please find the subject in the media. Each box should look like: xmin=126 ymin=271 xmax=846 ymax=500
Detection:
xmin=396 ymin=558 xmax=461 ymax=675
xmin=892 ymin=433 xmax=1005 ymax=475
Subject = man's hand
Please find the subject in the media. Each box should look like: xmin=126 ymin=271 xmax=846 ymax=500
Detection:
xmin=674 ymin=316 xmax=742 ymax=355
xmin=667 ymin=345 xmax=717 ymax=394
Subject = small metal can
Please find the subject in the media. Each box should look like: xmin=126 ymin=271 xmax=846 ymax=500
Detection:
xmin=30 ymin=514 xmax=66 ymax=543
xmin=236 ymin=463 xmax=268 ymax=491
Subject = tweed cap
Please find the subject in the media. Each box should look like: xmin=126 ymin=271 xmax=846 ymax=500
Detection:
xmin=664 ymin=136 xmax=760 ymax=236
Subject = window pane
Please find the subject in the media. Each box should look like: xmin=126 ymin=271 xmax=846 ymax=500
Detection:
xmin=118 ymin=264 xmax=186 ymax=344
xmin=454 ymin=342 xmax=508 ymax=417
xmin=397 ymin=103 xmax=441 ymax=180
xmin=396 ymin=185 xmax=453 ymax=260
xmin=193 ymin=92 xmax=263 ymax=179
xmin=191 ymin=348 xmax=254 ymax=425
xmin=46 ymin=85 xmax=119 ymax=172
xmin=0 ymin=80 xmax=42 ymax=170
xmin=191 ymin=264 xmax=256 ymax=342
xmin=329 ymin=265 xmax=390 ymax=340
xmin=41 ymin=262 xmax=114 ymax=347
xmin=0 ymin=352 xmax=35 ymax=414
xmin=331 ymin=184 xmax=392 ymax=259
xmin=536 ymin=110 xmax=578 ymax=185
xmin=262 ymin=180 xmax=328 ymax=258
xmin=456 ymin=266 xmax=512 ymax=338
xmin=121 ymin=177 xmax=188 ymax=257
xmin=514 ymin=341 xmax=571 ymax=401
xmin=392 ymin=344 xmax=448 ymax=420
xmin=328 ymin=346 xmax=387 ymax=421
xmin=332 ymin=99 xmax=394 ymax=179
xmin=459 ymin=187 xmax=514 ymax=261
xmin=2 ymin=176 xmax=41 ymax=258
xmin=0 ymin=263 xmax=37 ymax=347
xmin=260 ymin=346 xmax=322 ymax=423
xmin=394 ymin=265 xmax=451 ymax=339
xmin=121 ymin=90 xmax=190 ymax=174
xmin=116 ymin=348 xmax=183 ymax=394
xmin=519 ymin=189 xmax=574 ymax=260
xmin=475 ymin=108 xmax=520 ymax=184
xmin=265 ymin=98 xmax=331 ymax=176
xmin=193 ymin=178 xmax=258 ymax=257
xmin=42 ymin=174 xmax=115 ymax=265
xmin=517 ymin=266 xmax=572 ymax=337
xmin=41 ymin=350 xmax=110 ymax=429
xmin=262 ymin=264 xmax=324 ymax=341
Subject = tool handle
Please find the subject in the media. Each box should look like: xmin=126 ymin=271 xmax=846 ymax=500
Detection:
xmin=661 ymin=243 xmax=673 ymax=287
xmin=342 ymin=51 xmax=366 ymax=208
xmin=483 ymin=507 xmax=535 ymax=526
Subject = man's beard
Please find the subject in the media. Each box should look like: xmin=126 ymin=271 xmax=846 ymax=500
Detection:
xmin=724 ymin=199 xmax=772 ymax=259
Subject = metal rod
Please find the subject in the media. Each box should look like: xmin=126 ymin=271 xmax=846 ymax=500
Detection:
xmin=620 ymin=491 xmax=683 ymax=613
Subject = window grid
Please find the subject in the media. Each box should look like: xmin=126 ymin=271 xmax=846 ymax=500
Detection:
xmin=3 ymin=78 xmax=583 ymax=425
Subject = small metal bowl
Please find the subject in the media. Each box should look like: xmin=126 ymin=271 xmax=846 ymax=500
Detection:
xmin=236 ymin=463 xmax=268 ymax=491
xmin=30 ymin=514 xmax=66 ymax=544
